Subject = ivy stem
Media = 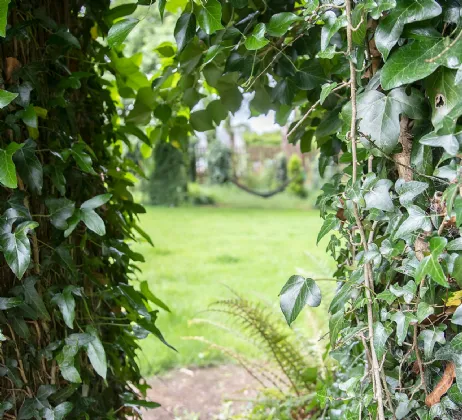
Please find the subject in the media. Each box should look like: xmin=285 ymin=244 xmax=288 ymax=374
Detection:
xmin=345 ymin=0 xmax=386 ymax=418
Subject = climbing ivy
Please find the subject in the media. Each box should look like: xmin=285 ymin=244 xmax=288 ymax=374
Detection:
xmin=0 ymin=0 xmax=173 ymax=418
xmin=115 ymin=0 xmax=462 ymax=418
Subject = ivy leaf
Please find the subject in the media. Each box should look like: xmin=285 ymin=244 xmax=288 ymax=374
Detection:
xmin=70 ymin=145 xmax=96 ymax=175
xmin=13 ymin=139 xmax=43 ymax=195
xmin=52 ymin=402 xmax=73 ymax=420
xmin=377 ymin=289 xmax=397 ymax=305
xmin=0 ymin=142 xmax=24 ymax=188
xmin=320 ymin=82 xmax=337 ymax=105
xmin=140 ymin=281 xmax=171 ymax=312
xmin=391 ymin=311 xmax=417 ymax=345
xmin=394 ymin=205 xmax=431 ymax=240
xmin=266 ymin=12 xmax=301 ymax=37
xmin=0 ymin=296 xmax=22 ymax=310
xmin=452 ymin=305 xmax=462 ymax=326
xmin=80 ymin=209 xmax=106 ymax=236
xmin=321 ymin=11 xmax=347 ymax=51
xmin=279 ymin=275 xmax=321 ymax=326
xmin=329 ymin=309 xmax=344 ymax=347
xmin=417 ymin=302 xmax=434 ymax=323
xmin=52 ymin=287 xmax=76 ymax=329
xmin=374 ymin=321 xmax=392 ymax=360
xmin=108 ymin=18 xmax=139 ymax=48
xmin=245 ymin=23 xmax=269 ymax=51
xmin=364 ymin=179 xmax=394 ymax=212
xmin=137 ymin=317 xmax=177 ymax=351
xmin=419 ymin=327 xmax=446 ymax=359
xmin=375 ymin=0 xmax=442 ymax=60
xmin=415 ymin=237 xmax=449 ymax=287
xmin=23 ymin=276 xmax=50 ymax=321
xmin=317 ymin=214 xmax=340 ymax=244
xmin=389 ymin=280 xmax=417 ymax=304
xmin=419 ymin=132 xmax=460 ymax=156
xmin=0 ymin=0 xmax=10 ymax=37
xmin=45 ymin=198 xmax=75 ymax=230
xmin=56 ymin=344 xmax=81 ymax=383
xmin=85 ymin=327 xmax=107 ymax=379
xmin=395 ymin=180 xmax=429 ymax=206
xmin=196 ymin=0 xmax=224 ymax=35
xmin=174 ymin=13 xmax=196 ymax=53
xmin=20 ymin=104 xmax=38 ymax=128
xmin=0 ymin=89 xmax=18 ymax=108
xmin=345 ymin=88 xmax=426 ymax=154
xmin=81 ymin=193 xmax=111 ymax=210
xmin=0 ymin=221 xmax=38 ymax=279
xmin=426 ymin=67 xmax=462 ymax=133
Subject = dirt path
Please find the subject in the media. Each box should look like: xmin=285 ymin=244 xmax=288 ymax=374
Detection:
xmin=143 ymin=365 xmax=260 ymax=419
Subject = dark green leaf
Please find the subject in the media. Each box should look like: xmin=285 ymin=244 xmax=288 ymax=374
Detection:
xmin=0 ymin=296 xmax=22 ymax=310
xmin=196 ymin=0 xmax=223 ymax=35
xmin=373 ymin=321 xmax=392 ymax=360
xmin=317 ymin=214 xmax=340 ymax=244
xmin=80 ymin=209 xmax=106 ymax=236
xmin=52 ymin=287 xmax=76 ymax=329
xmin=13 ymin=139 xmax=43 ymax=195
xmin=174 ymin=13 xmax=196 ymax=53
xmin=85 ymin=327 xmax=107 ymax=379
xmin=46 ymin=198 xmax=75 ymax=230
xmin=279 ymin=275 xmax=322 ymax=326
xmin=266 ymin=12 xmax=301 ymax=37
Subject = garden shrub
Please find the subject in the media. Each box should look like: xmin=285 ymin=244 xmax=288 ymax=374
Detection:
xmin=288 ymin=155 xmax=308 ymax=198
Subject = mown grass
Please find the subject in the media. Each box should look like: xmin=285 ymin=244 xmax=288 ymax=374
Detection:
xmin=134 ymin=188 xmax=335 ymax=375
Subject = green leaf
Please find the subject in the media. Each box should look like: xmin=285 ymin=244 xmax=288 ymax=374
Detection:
xmin=391 ymin=311 xmax=417 ymax=346
xmin=364 ymin=178 xmax=394 ymax=212
xmin=320 ymin=82 xmax=337 ymax=105
xmin=419 ymin=132 xmax=460 ymax=156
xmin=46 ymin=198 xmax=75 ymax=230
xmin=245 ymin=23 xmax=269 ymax=51
xmin=137 ymin=317 xmax=177 ymax=351
xmin=0 ymin=296 xmax=22 ymax=310
xmin=0 ymin=89 xmax=17 ymax=108
xmin=266 ymin=12 xmax=301 ymax=37
xmin=0 ymin=222 xmax=37 ymax=279
xmin=419 ymin=327 xmax=446 ymax=359
xmin=279 ymin=275 xmax=321 ymax=326
xmin=20 ymin=104 xmax=37 ymax=128
xmin=53 ymin=402 xmax=73 ymax=420
xmin=426 ymin=67 xmax=462 ymax=133
xmin=0 ymin=0 xmax=11 ymax=37
xmin=317 ymin=214 xmax=340 ymax=244
xmin=56 ymin=344 xmax=81 ymax=383
xmin=196 ymin=0 xmax=224 ymax=35
xmin=452 ymin=256 xmax=462 ymax=288
xmin=321 ymin=11 xmax=347 ymax=51
xmin=377 ymin=289 xmax=397 ymax=305
xmin=174 ymin=13 xmax=196 ymax=53
xmin=395 ymin=180 xmax=428 ymax=206
xmin=448 ymin=238 xmax=462 ymax=251
xmin=108 ymin=18 xmax=139 ymax=48
xmin=389 ymin=280 xmax=417 ymax=304
xmin=417 ymin=302 xmax=434 ymax=323
xmin=0 ymin=142 xmax=24 ymax=188
xmin=329 ymin=309 xmax=344 ymax=347
xmin=190 ymin=109 xmax=215 ymax=132
xmin=375 ymin=0 xmax=442 ymax=60
xmin=452 ymin=305 xmax=462 ymax=326
xmin=158 ymin=0 xmax=166 ymax=20
xmin=394 ymin=205 xmax=432 ymax=240
xmin=13 ymin=139 xmax=43 ymax=195
xmin=415 ymin=253 xmax=449 ymax=287
xmin=140 ymin=281 xmax=170 ymax=312
xmin=80 ymin=193 xmax=111 ymax=210
xmin=81 ymin=209 xmax=106 ymax=236
xmin=23 ymin=276 xmax=50 ymax=321
xmin=85 ymin=327 xmax=107 ymax=379
xmin=63 ymin=210 xmax=82 ymax=238
xmin=345 ymin=88 xmax=426 ymax=154
xmin=373 ymin=321 xmax=392 ymax=360
xmin=52 ymin=287 xmax=76 ymax=329
xmin=70 ymin=145 xmax=96 ymax=175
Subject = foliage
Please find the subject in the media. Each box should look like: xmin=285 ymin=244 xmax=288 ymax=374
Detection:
xmin=275 ymin=153 xmax=288 ymax=184
xmin=288 ymin=155 xmax=308 ymax=199
xmin=0 ymin=0 xmax=174 ymax=417
xmin=116 ymin=0 xmax=462 ymax=417
xmin=207 ymin=141 xmax=232 ymax=184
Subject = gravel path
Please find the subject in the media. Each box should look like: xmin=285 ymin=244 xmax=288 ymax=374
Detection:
xmin=143 ymin=365 xmax=260 ymax=419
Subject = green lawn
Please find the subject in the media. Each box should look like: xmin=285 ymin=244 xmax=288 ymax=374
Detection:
xmin=134 ymin=198 xmax=335 ymax=375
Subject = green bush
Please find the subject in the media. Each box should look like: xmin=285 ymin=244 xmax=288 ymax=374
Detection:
xmin=288 ymin=155 xmax=307 ymax=198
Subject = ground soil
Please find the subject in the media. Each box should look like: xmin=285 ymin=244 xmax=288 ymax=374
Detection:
xmin=143 ymin=365 xmax=260 ymax=419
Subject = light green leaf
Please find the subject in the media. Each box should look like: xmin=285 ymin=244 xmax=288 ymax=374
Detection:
xmin=108 ymin=18 xmax=139 ymax=48
xmin=321 ymin=11 xmax=347 ymax=51
xmin=415 ymin=253 xmax=449 ymax=287
xmin=245 ymin=23 xmax=269 ymax=51
xmin=364 ymin=179 xmax=394 ymax=212
xmin=196 ymin=0 xmax=224 ymax=35
xmin=395 ymin=180 xmax=429 ymax=206
xmin=266 ymin=12 xmax=301 ymax=37
xmin=0 ymin=142 xmax=24 ymax=188
xmin=0 ymin=0 xmax=11 ymax=37
xmin=419 ymin=328 xmax=446 ymax=359
xmin=174 ymin=13 xmax=196 ymax=53
xmin=389 ymin=280 xmax=417 ymax=304
xmin=375 ymin=0 xmax=442 ymax=60
xmin=85 ymin=327 xmax=107 ymax=379
xmin=377 ymin=289 xmax=397 ymax=305
xmin=329 ymin=309 xmax=344 ymax=347
xmin=419 ymin=132 xmax=460 ymax=156
xmin=56 ymin=344 xmax=81 ymax=383
xmin=448 ymin=238 xmax=462 ymax=251
xmin=80 ymin=193 xmax=111 ymax=210
xmin=53 ymin=402 xmax=73 ymax=420
xmin=279 ymin=275 xmax=322 ymax=326
xmin=373 ymin=321 xmax=392 ymax=360
xmin=0 ymin=89 xmax=17 ymax=108
xmin=417 ymin=302 xmax=434 ymax=323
